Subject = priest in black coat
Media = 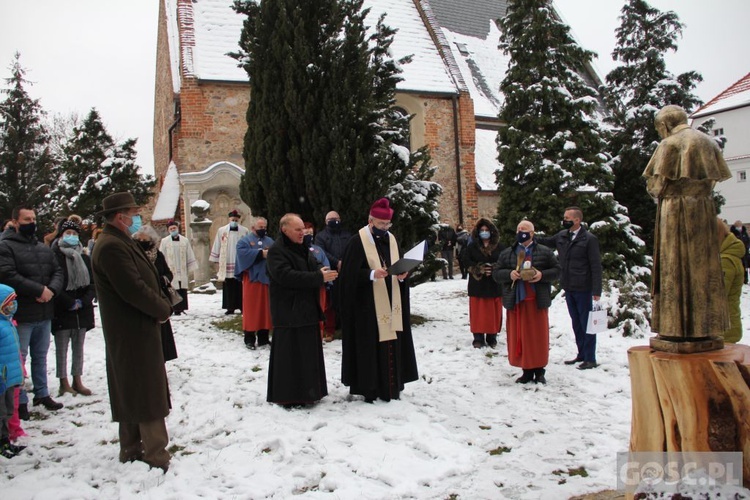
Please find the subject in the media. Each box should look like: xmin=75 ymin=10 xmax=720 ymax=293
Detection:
xmin=339 ymin=198 xmax=419 ymax=402
xmin=266 ymin=214 xmax=339 ymax=406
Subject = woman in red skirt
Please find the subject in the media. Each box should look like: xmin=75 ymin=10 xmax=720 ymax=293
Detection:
xmin=464 ymin=218 xmax=505 ymax=348
xmin=493 ymin=220 xmax=560 ymax=384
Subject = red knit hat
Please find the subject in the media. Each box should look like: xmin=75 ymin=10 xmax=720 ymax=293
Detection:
xmin=369 ymin=198 xmax=393 ymax=220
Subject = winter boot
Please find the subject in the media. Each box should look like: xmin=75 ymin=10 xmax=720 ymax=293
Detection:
xmin=472 ymin=334 xmax=486 ymax=348
xmin=244 ymin=331 xmax=257 ymax=350
xmin=486 ymin=334 xmax=498 ymax=348
xmin=0 ymin=437 xmax=26 ymax=458
xmin=515 ymin=370 xmax=534 ymax=384
xmin=72 ymin=376 xmax=92 ymax=396
xmin=534 ymin=368 xmax=547 ymax=385
xmin=257 ymin=330 xmax=271 ymax=347
xmin=18 ymin=403 xmax=29 ymax=421
xmin=59 ymin=378 xmax=76 ymax=396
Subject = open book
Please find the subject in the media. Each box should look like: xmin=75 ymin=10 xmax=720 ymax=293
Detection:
xmin=387 ymin=240 xmax=426 ymax=275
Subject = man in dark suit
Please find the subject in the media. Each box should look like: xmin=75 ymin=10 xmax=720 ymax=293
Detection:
xmin=92 ymin=192 xmax=173 ymax=471
xmin=537 ymin=207 xmax=602 ymax=370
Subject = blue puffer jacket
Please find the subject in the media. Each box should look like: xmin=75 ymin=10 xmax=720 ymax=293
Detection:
xmin=0 ymin=283 xmax=23 ymax=391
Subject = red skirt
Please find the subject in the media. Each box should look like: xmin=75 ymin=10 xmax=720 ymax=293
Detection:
xmin=469 ymin=296 xmax=503 ymax=334
xmin=242 ymin=278 xmax=272 ymax=331
xmin=506 ymin=298 xmax=549 ymax=369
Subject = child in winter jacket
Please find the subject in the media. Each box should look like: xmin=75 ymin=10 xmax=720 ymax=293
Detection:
xmin=0 ymin=283 xmax=26 ymax=458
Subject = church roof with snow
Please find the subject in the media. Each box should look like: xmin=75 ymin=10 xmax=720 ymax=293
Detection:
xmin=692 ymin=72 xmax=750 ymax=118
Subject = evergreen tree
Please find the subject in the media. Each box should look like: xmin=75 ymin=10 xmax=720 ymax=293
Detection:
xmin=0 ymin=53 xmax=55 ymax=223
xmin=495 ymin=0 xmax=645 ymax=279
xmin=232 ymin=0 xmax=440 ymax=254
xmin=603 ymin=0 xmax=702 ymax=251
xmin=47 ymin=108 xmax=154 ymax=222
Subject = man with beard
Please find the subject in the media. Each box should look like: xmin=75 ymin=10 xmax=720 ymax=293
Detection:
xmin=339 ymin=198 xmax=418 ymax=402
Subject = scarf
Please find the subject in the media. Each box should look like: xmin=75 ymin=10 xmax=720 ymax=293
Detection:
xmin=514 ymin=244 xmax=535 ymax=303
xmin=57 ymin=241 xmax=90 ymax=290
xmin=358 ymin=227 xmax=403 ymax=342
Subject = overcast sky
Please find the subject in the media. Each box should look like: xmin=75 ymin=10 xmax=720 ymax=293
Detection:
xmin=1 ymin=0 xmax=748 ymax=176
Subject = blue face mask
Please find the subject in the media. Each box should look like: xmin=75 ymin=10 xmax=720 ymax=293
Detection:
xmin=479 ymin=230 xmax=491 ymax=240
xmin=230 ymin=221 xmax=238 ymax=229
xmin=169 ymin=230 xmax=179 ymax=238
xmin=62 ymin=234 xmax=80 ymax=247
xmin=126 ymin=214 xmax=142 ymax=235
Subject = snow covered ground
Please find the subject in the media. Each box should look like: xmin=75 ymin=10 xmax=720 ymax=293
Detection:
xmin=2 ymin=279 xmax=750 ymax=499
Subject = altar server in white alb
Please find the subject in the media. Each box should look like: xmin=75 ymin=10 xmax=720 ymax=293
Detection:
xmin=159 ymin=220 xmax=198 ymax=315
xmin=209 ymin=210 xmax=249 ymax=314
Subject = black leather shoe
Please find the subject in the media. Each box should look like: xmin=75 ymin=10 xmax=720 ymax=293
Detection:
xmin=564 ymin=357 xmax=583 ymax=365
xmin=577 ymin=361 xmax=598 ymax=370
xmin=33 ymin=396 xmax=63 ymax=411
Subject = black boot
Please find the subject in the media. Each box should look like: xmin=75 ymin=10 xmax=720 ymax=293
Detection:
xmin=244 ymin=331 xmax=256 ymax=349
xmin=257 ymin=330 xmax=270 ymax=347
xmin=18 ymin=403 xmax=29 ymax=421
xmin=472 ymin=334 xmax=486 ymax=348
xmin=534 ymin=368 xmax=547 ymax=384
xmin=515 ymin=369 xmax=534 ymax=384
xmin=486 ymin=334 xmax=497 ymax=348
xmin=0 ymin=437 xmax=25 ymax=458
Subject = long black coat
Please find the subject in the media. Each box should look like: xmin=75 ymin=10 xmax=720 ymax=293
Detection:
xmin=52 ymin=244 xmax=96 ymax=332
xmin=314 ymin=227 xmax=353 ymax=270
xmin=153 ymin=251 xmax=177 ymax=362
xmin=0 ymin=231 xmax=64 ymax=323
xmin=493 ymin=242 xmax=560 ymax=310
xmin=92 ymin=225 xmax=172 ymax=423
xmin=339 ymin=231 xmax=418 ymax=399
xmin=266 ymin=234 xmax=327 ymax=404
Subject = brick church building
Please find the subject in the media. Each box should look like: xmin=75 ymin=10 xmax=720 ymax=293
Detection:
xmin=151 ymin=0 xmax=600 ymax=247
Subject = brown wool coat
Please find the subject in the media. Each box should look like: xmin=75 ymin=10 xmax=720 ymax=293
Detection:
xmin=92 ymin=225 xmax=173 ymax=423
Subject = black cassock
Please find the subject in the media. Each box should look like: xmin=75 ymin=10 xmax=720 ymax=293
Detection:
xmin=339 ymin=231 xmax=418 ymax=401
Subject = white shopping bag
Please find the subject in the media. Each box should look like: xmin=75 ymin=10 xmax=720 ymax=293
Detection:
xmin=586 ymin=303 xmax=607 ymax=334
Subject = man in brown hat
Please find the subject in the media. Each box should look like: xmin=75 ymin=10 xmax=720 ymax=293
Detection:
xmin=338 ymin=198 xmax=418 ymax=402
xmin=91 ymin=192 xmax=173 ymax=471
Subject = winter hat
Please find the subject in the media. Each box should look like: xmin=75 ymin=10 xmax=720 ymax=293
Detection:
xmin=228 ymin=210 xmax=241 ymax=218
xmin=99 ymin=192 xmax=139 ymax=215
xmin=369 ymin=198 xmax=393 ymax=221
xmin=60 ymin=220 xmax=81 ymax=234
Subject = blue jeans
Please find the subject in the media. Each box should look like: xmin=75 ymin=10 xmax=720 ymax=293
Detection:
xmin=16 ymin=320 xmax=52 ymax=404
xmin=565 ymin=291 xmax=596 ymax=363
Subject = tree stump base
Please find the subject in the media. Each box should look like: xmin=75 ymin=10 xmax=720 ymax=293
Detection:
xmin=649 ymin=335 xmax=724 ymax=354
xmin=628 ymin=344 xmax=750 ymax=488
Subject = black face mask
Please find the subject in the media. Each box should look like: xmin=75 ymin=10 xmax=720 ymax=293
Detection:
xmin=138 ymin=240 xmax=155 ymax=251
xmin=327 ymin=220 xmax=341 ymax=230
xmin=516 ymin=231 xmax=531 ymax=244
xmin=372 ymin=227 xmax=388 ymax=239
xmin=256 ymin=229 xmax=267 ymax=239
xmin=18 ymin=222 xmax=36 ymax=237
xmin=303 ymin=234 xmax=314 ymax=248
xmin=562 ymin=220 xmax=574 ymax=230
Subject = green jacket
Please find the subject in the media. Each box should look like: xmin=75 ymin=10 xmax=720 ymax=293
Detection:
xmin=720 ymin=233 xmax=745 ymax=343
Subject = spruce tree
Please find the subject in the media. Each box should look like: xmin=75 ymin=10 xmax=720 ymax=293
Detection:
xmin=495 ymin=0 xmax=645 ymax=279
xmin=0 ymin=53 xmax=55 ymax=224
xmin=603 ymin=0 xmax=702 ymax=251
xmin=48 ymin=108 xmax=154 ymax=222
xmin=232 ymin=0 xmax=440 ymax=253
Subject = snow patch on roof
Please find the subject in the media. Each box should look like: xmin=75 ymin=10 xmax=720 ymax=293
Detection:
xmin=165 ymin=0 xmax=182 ymax=92
xmin=442 ymin=21 xmax=508 ymax=118
xmin=191 ymin=0 xmax=245 ymax=81
xmin=475 ymin=128 xmax=500 ymax=191
xmin=152 ymin=161 xmax=181 ymax=221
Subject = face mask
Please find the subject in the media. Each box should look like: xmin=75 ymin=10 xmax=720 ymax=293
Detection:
xmin=562 ymin=220 xmax=574 ymax=230
xmin=516 ymin=231 xmax=532 ymax=244
xmin=230 ymin=221 xmax=238 ymax=229
xmin=62 ymin=234 xmax=80 ymax=246
xmin=169 ymin=230 xmax=179 ymax=238
xmin=18 ymin=222 xmax=36 ymax=237
xmin=256 ymin=229 xmax=267 ymax=239
xmin=372 ymin=227 xmax=388 ymax=239
xmin=479 ymin=230 xmax=490 ymax=240
xmin=138 ymin=240 xmax=155 ymax=251
xmin=303 ymin=234 xmax=313 ymax=247
xmin=327 ymin=220 xmax=341 ymax=230
xmin=127 ymin=214 xmax=142 ymax=235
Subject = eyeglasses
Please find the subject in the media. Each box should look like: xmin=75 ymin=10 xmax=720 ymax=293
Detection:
xmin=372 ymin=220 xmax=392 ymax=230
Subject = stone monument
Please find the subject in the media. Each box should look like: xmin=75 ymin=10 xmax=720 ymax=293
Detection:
xmin=189 ymin=200 xmax=213 ymax=286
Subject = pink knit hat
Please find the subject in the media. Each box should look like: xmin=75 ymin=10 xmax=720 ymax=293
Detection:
xmin=369 ymin=198 xmax=393 ymax=220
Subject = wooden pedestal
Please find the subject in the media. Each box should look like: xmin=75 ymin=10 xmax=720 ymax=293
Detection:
xmin=628 ymin=344 xmax=750 ymax=487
